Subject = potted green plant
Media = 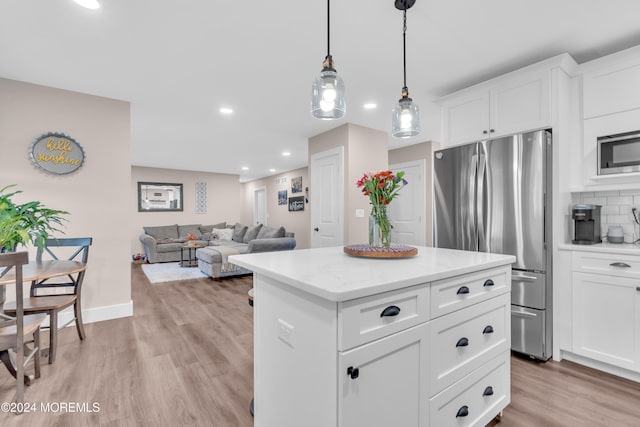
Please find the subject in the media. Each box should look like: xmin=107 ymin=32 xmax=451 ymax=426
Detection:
xmin=0 ymin=184 xmax=69 ymax=252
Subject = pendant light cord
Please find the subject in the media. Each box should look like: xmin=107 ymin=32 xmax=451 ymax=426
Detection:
xmin=327 ymin=0 xmax=331 ymax=57
xmin=402 ymin=9 xmax=407 ymax=89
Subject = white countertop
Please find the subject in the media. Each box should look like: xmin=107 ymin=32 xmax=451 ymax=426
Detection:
xmin=558 ymin=242 xmax=640 ymax=255
xmin=229 ymin=246 xmax=515 ymax=302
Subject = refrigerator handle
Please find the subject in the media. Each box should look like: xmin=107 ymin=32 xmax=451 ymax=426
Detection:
xmin=477 ymin=145 xmax=487 ymax=252
xmin=469 ymin=153 xmax=478 ymax=249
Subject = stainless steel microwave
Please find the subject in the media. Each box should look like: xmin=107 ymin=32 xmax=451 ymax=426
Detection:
xmin=598 ymin=130 xmax=640 ymax=175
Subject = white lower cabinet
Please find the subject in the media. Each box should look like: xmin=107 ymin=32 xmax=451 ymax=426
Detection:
xmin=251 ymin=262 xmax=512 ymax=427
xmin=339 ymin=323 xmax=429 ymax=427
xmin=430 ymin=351 xmax=510 ymax=427
xmin=572 ymin=271 xmax=640 ymax=371
xmin=337 ymin=268 xmax=511 ymax=427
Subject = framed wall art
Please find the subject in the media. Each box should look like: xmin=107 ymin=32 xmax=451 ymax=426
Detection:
xmin=288 ymin=196 xmax=304 ymax=212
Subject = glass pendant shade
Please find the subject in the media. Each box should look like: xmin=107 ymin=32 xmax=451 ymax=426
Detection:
xmin=311 ymin=67 xmax=346 ymax=120
xmin=392 ymin=95 xmax=420 ymax=138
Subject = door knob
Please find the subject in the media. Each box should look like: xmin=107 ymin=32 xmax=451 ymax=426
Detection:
xmin=313 ymin=227 xmax=319 ymax=232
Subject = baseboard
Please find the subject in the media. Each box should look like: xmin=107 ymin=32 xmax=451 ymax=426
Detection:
xmin=43 ymin=300 xmax=133 ymax=328
xmin=561 ymin=350 xmax=640 ymax=383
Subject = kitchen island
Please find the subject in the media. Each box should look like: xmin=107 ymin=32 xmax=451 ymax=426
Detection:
xmin=230 ymin=246 xmax=515 ymax=427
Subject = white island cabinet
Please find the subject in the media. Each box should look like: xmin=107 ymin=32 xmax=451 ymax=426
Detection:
xmin=230 ymin=246 xmax=515 ymax=427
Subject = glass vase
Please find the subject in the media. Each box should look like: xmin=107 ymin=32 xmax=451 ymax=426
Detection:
xmin=369 ymin=205 xmax=391 ymax=248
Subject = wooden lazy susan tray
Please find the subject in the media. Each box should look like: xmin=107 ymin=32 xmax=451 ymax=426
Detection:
xmin=343 ymin=244 xmax=418 ymax=258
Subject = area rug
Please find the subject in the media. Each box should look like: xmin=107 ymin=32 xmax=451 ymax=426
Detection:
xmin=141 ymin=262 xmax=208 ymax=284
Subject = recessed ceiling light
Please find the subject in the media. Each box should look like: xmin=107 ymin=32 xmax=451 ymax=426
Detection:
xmin=282 ymin=151 xmax=291 ymax=156
xmin=73 ymin=0 xmax=100 ymax=9
xmin=219 ymin=107 xmax=233 ymax=115
xmin=269 ymin=168 xmax=276 ymax=173
xmin=241 ymin=166 xmax=249 ymax=171
xmin=364 ymin=103 xmax=377 ymax=110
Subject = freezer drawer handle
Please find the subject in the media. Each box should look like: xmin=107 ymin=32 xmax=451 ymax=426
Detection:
xmin=380 ymin=305 xmax=401 ymax=317
xmin=511 ymin=309 xmax=537 ymax=318
xmin=483 ymin=325 xmax=494 ymax=334
xmin=610 ymin=262 xmax=631 ymax=268
xmin=456 ymin=337 xmax=469 ymax=347
xmin=347 ymin=366 xmax=359 ymax=380
xmin=483 ymin=386 xmax=494 ymax=396
xmin=484 ymin=279 xmax=495 ymax=287
xmin=457 ymin=286 xmax=470 ymax=295
xmin=456 ymin=406 xmax=469 ymax=417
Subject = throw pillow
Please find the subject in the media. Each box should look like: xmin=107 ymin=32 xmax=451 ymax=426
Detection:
xmin=256 ymin=225 xmax=285 ymax=239
xmin=178 ymin=224 xmax=202 ymax=239
xmin=212 ymin=228 xmax=233 ymax=241
xmin=243 ymin=224 xmax=263 ymax=243
xmin=143 ymin=224 xmax=179 ymax=240
xmin=199 ymin=222 xmax=226 ymax=234
xmin=232 ymin=223 xmax=248 ymax=243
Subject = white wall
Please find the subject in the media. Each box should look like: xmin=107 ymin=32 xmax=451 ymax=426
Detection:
xmin=0 ymin=78 xmax=131 ymax=321
xmin=240 ymin=167 xmax=310 ymax=249
xmin=131 ymin=166 xmax=243 ymax=253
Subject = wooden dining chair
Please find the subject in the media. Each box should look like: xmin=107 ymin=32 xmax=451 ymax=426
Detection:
xmin=3 ymin=237 xmax=92 ymax=364
xmin=0 ymin=251 xmax=46 ymax=408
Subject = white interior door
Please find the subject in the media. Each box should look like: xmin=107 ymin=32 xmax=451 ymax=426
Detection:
xmin=310 ymin=147 xmax=343 ymax=248
xmin=253 ymin=186 xmax=267 ymax=225
xmin=389 ymin=160 xmax=426 ymax=246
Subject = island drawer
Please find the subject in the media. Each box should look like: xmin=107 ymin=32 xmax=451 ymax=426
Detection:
xmin=572 ymin=251 xmax=640 ymax=278
xmin=338 ymin=283 xmax=429 ymax=351
xmin=429 ymin=293 xmax=510 ymax=394
xmin=430 ymin=266 xmax=510 ymax=318
xmin=429 ymin=351 xmax=509 ymax=427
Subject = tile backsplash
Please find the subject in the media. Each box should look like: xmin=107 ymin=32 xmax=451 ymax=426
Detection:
xmin=574 ymin=189 xmax=640 ymax=243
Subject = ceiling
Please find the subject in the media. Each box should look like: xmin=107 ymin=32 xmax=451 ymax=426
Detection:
xmin=2 ymin=1 xmax=640 ymax=182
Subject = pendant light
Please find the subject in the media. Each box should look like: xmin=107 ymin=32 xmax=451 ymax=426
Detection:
xmin=391 ymin=0 xmax=420 ymax=138
xmin=311 ymin=0 xmax=346 ymax=120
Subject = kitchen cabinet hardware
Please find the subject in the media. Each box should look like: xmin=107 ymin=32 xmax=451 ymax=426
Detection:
xmin=313 ymin=227 xmax=319 ymax=232
xmin=489 ymin=129 xmax=495 ymax=133
xmin=457 ymin=286 xmax=470 ymax=295
xmin=482 ymin=130 xmax=488 ymax=135
xmin=456 ymin=405 xmax=469 ymax=417
xmin=483 ymin=386 xmax=494 ymax=396
xmin=347 ymin=366 xmax=359 ymax=380
xmin=380 ymin=305 xmax=401 ymax=317
xmin=483 ymin=325 xmax=494 ymax=334
xmin=484 ymin=279 xmax=495 ymax=287
xmin=456 ymin=337 xmax=469 ymax=347
xmin=610 ymin=262 xmax=631 ymax=268
xmin=636 ymin=287 xmax=640 ymax=292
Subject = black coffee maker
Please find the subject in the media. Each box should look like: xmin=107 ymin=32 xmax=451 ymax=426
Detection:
xmin=572 ymin=204 xmax=602 ymax=244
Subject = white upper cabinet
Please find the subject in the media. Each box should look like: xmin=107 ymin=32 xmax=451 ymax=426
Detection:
xmin=579 ymin=45 xmax=640 ymax=188
xmin=582 ymin=46 xmax=640 ymax=119
xmin=440 ymin=69 xmax=551 ymax=147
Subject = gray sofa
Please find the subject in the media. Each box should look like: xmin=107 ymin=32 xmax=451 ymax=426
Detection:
xmin=139 ymin=222 xmax=296 ymax=278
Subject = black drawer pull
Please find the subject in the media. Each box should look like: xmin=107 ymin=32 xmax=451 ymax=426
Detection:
xmin=347 ymin=366 xmax=359 ymax=379
xmin=610 ymin=262 xmax=631 ymax=268
xmin=484 ymin=279 xmax=494 ymax=287
xmin=483 ymin=325 xmax=494 ymax=334
xmin=380 ymin=305 xmax=401 ymax=317
xmin=456 ymin=337 xmax=469 ymax=347
xmin=457 ymin=286 xmax=470 ymax=295
xmin=483 ymin=386 xmax=494 ymax=396
xmin=456 ymin=406 xmax=469 ymax=417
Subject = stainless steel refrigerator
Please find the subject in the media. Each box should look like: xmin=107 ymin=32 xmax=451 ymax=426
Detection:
xmin=433 ymin=130 xmax=552 ymax=360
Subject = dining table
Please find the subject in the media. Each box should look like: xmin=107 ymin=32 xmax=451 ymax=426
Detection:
xmin=0 ymin=259 xmax=87 ymax=383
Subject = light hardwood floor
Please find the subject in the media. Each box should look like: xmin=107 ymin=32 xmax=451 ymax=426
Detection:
xmin=0 ymin=264 xmax=638 ymax=426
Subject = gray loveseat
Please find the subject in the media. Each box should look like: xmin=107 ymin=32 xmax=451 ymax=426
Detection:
xmin=139 ymin=222 xmax=296 ymax=278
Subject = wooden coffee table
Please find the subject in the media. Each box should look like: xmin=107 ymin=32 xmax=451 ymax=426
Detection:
xmin=179 ymin=244 xmax=204 ymax=267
